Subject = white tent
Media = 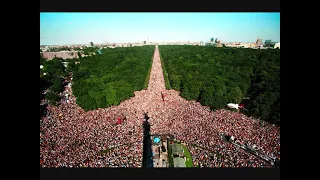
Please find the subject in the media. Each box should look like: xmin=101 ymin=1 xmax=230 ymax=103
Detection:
xmin=227 ymin=103 xmax=239 ymax=109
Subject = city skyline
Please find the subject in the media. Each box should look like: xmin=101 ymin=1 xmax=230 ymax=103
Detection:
xmin=40 ymin=12 xmax=280 ymax=45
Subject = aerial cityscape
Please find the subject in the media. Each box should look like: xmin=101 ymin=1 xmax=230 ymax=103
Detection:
xmin=40 ymin=12 xmax=280 ymax=168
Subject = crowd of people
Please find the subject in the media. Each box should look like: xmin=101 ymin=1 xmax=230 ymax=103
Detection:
xmin=40 ymin=45 xmax=280 ymax=168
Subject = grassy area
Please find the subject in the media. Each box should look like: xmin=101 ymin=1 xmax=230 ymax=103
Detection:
xmin=181 ymin=144 xmax=193 ymax=167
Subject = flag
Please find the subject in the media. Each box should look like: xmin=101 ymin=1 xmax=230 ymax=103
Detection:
xmin=117 ymin=117 xmax=122 ymax=124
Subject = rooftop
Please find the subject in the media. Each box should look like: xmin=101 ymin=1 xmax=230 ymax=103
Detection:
xmin=173 ymin=157 xmax=186 ymax=167
xmin=171 ymin=144 xmax=184 ymax=155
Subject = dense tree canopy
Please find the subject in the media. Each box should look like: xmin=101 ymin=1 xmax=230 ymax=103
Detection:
xmin=72 ymin=46 xmax=155 ymax=111
xmin=65 ymin=59 xmax=79 ymax=72
xmin=83 ymin=47 xmax=100 ymax=55
xmin=42 ymin=57 xmax=67 ymax=77
xmin=40 ymin=55 xmax=45 ymax=65
xmin=40 ymin=56 xmax=69 ymax=107
xmin=159 ymin=45 xmax=280 ymax=125
xmin=45 ymin=91 xmax=60 ymax=106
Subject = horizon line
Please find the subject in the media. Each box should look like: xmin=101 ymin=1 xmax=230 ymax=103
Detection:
xmin=40 ymin=40 xmax=279 ymax=46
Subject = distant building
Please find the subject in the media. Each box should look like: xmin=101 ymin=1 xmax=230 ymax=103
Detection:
xmin=41 ymin=51 xmax=80 ymax=60
xmin=274 ymin=42 xmax=280 ymax=49
xmin=265 ymin=40 xmax=272 ymax=47
xmin=256 ymin=38 xmax=263 ymax=47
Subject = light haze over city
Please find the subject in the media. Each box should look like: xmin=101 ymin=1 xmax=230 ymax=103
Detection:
xmin=40 ymin=12 xmax=280 ymax=45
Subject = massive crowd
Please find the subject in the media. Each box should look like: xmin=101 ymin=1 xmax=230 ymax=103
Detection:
xmin=40 ymin=46 xmax=280 ymax=168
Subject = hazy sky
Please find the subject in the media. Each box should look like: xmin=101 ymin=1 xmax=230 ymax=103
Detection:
xmin=40 ymin=12 xmax=280 ymax=45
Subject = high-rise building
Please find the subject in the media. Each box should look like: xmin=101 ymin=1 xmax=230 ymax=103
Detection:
xmin=256 ymin=38 xmax=262 ymax=46
xmin=265 ymin=40 xmax=272 ymax=47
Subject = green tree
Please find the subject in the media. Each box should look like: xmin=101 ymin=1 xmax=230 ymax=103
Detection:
xmin=227 ymin=86 xmax=243 ymax=104
xmin=66 ymin=61 xmax=77 ymax=72
xmin=170 ymin=74 xmax=182 ymax=90
xmin=72 ymin=46 xmax=155 ymax=110
xmin=49 ymin=77 xmax=64 ymax=93
xmin=76 ymin=94 xmax=96 ymax=111
xmin=45 ymin=92 xmax=60 ymax=106
xmin=78 ymin=51 xmax=82 ymax=59
xmin=44 ymin=58 xmax=66 ymax=77
xmin=199 ymin=87 xmax=215 ymax=107
xmin=103 ymin=85 xmax=118 ymax=106
xmin=158 ymin=45 xmax=280 ymax=124
xmin=40 ymin=55 xmax=46 ymax=65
